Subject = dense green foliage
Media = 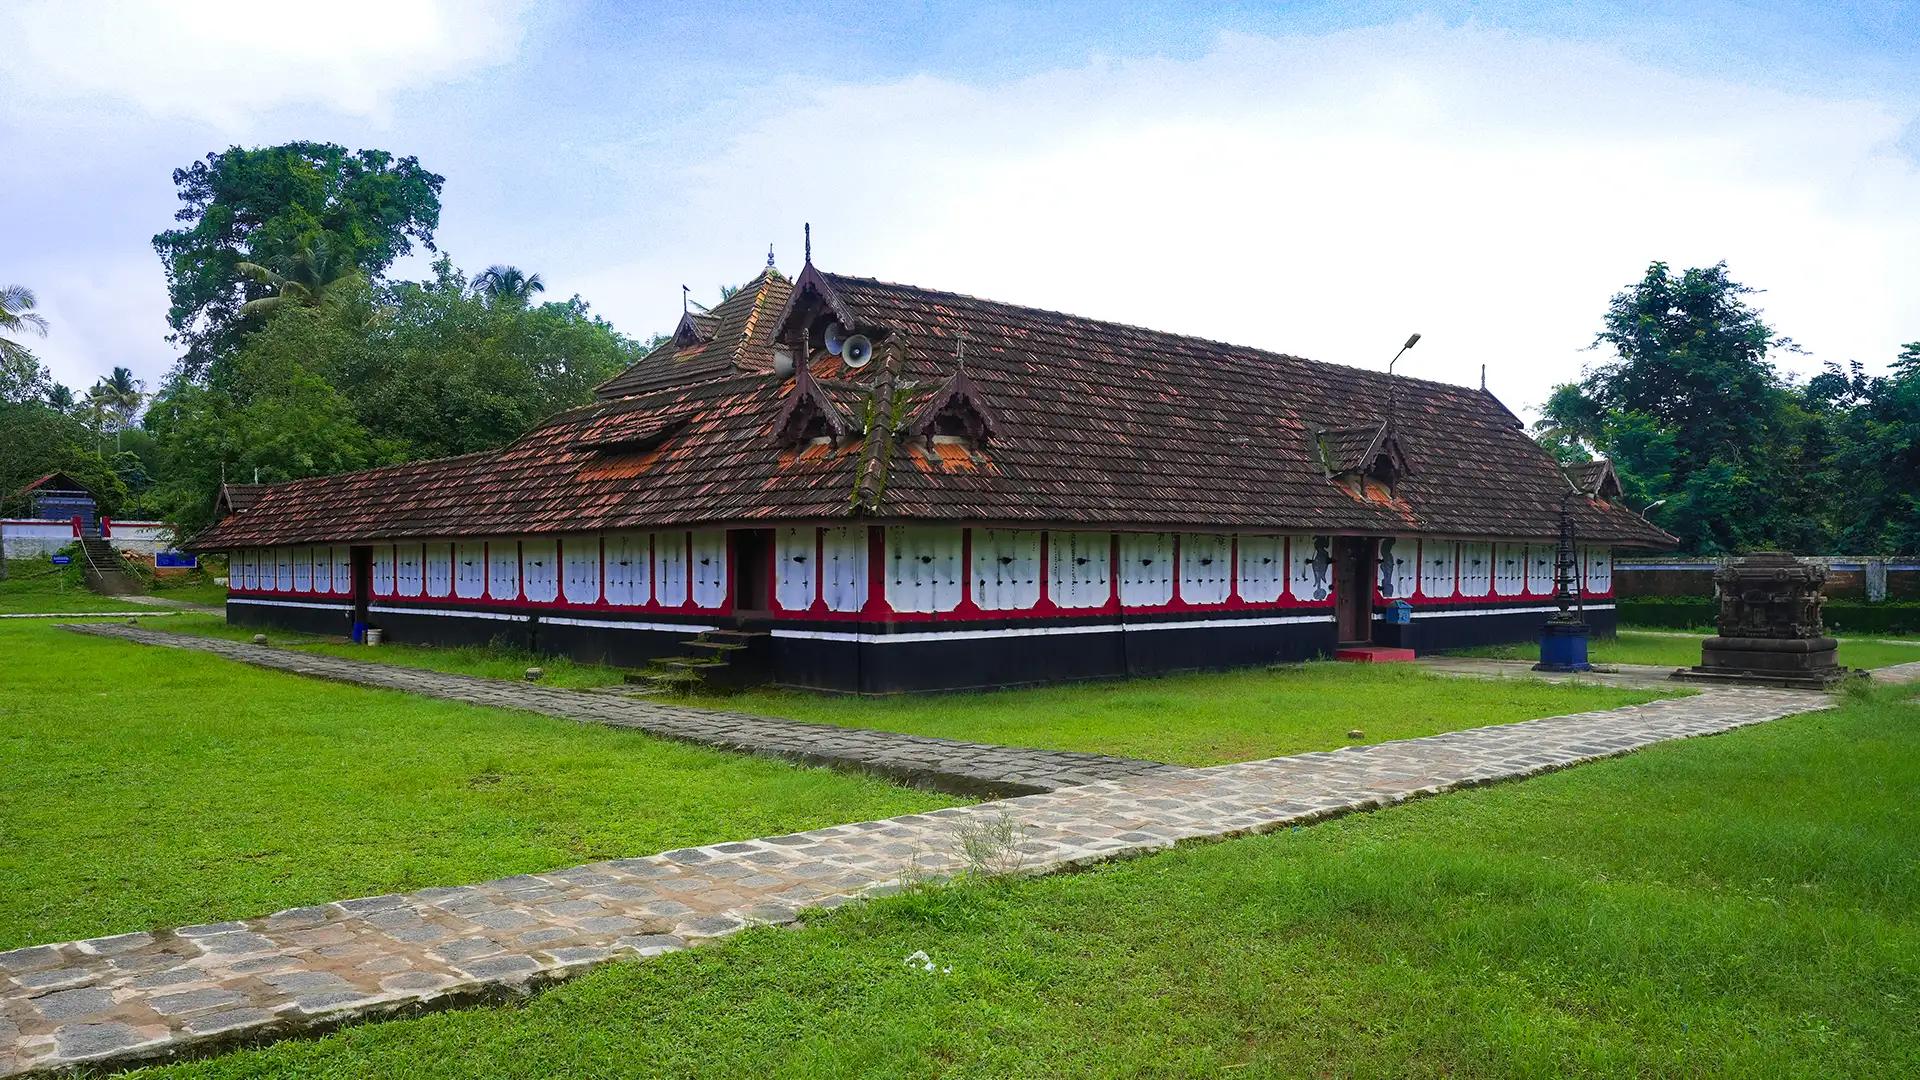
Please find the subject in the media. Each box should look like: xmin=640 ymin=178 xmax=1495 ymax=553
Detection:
xmin=1455 ymin=626 xmax=1920 ymax=669
xmin=0 ymin=614 xmax=953 ymax=949
xmin=136 ymin=688 xmax=1920 ymax=1079
xmin=1543 ymin=261 xmax=1919 ymax=554
xmin=153 ymin=143 xmax=444 ymax=375
xmin=1617 ymin=596 xmax=1920 ymax=635
xmin=143 ymin=258 xmax=645 ymax=535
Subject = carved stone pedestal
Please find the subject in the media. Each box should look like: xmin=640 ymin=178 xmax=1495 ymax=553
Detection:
xmin=1674 ymin=552 xmax=1849 ymax=690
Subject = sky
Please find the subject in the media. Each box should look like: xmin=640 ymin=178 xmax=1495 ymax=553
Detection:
xmin=4 ymin=0 xmax=1918 ymax=423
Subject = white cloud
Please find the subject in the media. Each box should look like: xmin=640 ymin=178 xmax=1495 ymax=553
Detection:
xmin=586 ymin=20 xmax=1920 ymax=420
xmin=4 ymin=0 xmax=532 ymax=127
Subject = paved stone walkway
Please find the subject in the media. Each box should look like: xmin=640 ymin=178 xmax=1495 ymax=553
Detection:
xmin=60 ymin=624 xmax=1176 ymax=798
xmin=1416 ymin=655 xmax=1693 ymax=691
xmin=0 ymin=686 xmax=1829 ymax=1077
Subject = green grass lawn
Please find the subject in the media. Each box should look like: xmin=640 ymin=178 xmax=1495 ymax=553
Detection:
xmin=0 ymin=559 xmax=159 ymax=615
xmin=1456 ymin=627 xmax=1920 ymax=671
xmin=693 ymin=665 xmax=1672 ymax=766
xmin=167 ymin=613 xmax=632 ymax=689
xmin=158 ymin=615 xmax=1673 ymax=764
xmin=0 ymin=619 xmax=954 ymax=951
xmin=133 ymin=684 xmax=1920 ymax=1079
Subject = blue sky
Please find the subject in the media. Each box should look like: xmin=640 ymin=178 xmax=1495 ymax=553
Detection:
xmin=4 ymin=1 xmax=1917 ymax=420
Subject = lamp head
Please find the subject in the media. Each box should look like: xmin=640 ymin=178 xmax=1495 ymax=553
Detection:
xmin=1403 ymin=333 xmax=1422 ymax=349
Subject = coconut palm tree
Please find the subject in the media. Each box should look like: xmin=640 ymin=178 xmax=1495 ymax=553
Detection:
xmin=235 ymin=241 xmax=362 ymax=318
xmin=0 ymin=284 xmax=50 ymax=365
xmin=85 ymin=366 xmax=145 ymax=440
xmin=45 ymin=382 xmax=74 ymax=412
xmin=472 ymin=265 xmax=545 ymax=306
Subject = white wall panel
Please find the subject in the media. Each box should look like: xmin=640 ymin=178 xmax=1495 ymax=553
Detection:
xmin=1289 ymin=535 xmax=1332 ymax=602
xmin=1584 ymin=546 xmax=1613 ymax=593
xmin=1459 ymin=542 xmax=1493 ymax=598
xmin=822 ymin=526 xmax=869 ymax=613
xmin=521 ymin=539 xmax=559 ymax=603
xmin=775 ymin=527 xmax=818 ymax=612
xmin=604 ymin=533 xmax=650 ymax=607
xmin=455 ymin=542 xmax=486 ymax=599
xmin=393 ymin=544 xmax=423 ymax=598
xmin=1376 ymin=537 xmax=1418 ymax=601
xmin=239 ymin=549 xmax=259 ymax=591
xmin=292 ymin=547 xmax=313 ymax=593
xmin=275 ymin=548 xmax=294 ymax=592
xmin=487 ymin=539 xmax=520 ymax=601
xmin=653 ymin=532 xmax=688 ymax=607
xmin=1527 ymin=545 xmax=1556 ymax=595
xmin=1418 ymin=541 xmax=1457 ymax=599
xmin=1236 ymin=534 xmax=1286 ymax=603
xmin=330 ymin=547 xmax=351 ymax=595
xmin=971 ymin=529 xmax=1041 ymax=611
xmin=1046 ymin=531 xmax=1110 ymax=610
xmin=1493 ymin=542 xmax=1527 ymax=597
xmin=691 ymin=530 xmax=727 ymax=609
xmin=424 ymin=542 xmax=453 ymax=598
xmin=1178 ymin=533 xmax=1232 ymax=606
xmin=562 ymin=537 xmax=601 ymax=605
xmin=372 ymin=546 xmax=395 ymax=597
xmin=886 ymin=527 xmax=963 ymax=613
xmin=1118 ymin=532 xmax=1174 ymax=608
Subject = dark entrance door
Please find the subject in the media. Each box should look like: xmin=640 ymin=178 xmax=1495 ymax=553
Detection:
xmin=1333 ymin=536 xmax=1377 ymax=644
xmin=350 ymin=546 xmax=372 ymax=639
xmin=731 ymin=529 xmax=774 ymax=617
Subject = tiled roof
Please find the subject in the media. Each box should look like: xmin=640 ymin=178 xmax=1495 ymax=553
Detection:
xmin=190 ymin=264 xmax=1675 ymax=550
xmin=592 ymin=272 xmax=790 ymax=399
xmin=1568 ymin=459 xmax=1622 ymax=499
xmin=215 ymin=483 xmax=266 ymax=517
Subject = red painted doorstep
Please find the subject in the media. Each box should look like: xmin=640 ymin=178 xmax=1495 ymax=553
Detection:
xmin=1334 ymin=646 xmax=1417 ymax=663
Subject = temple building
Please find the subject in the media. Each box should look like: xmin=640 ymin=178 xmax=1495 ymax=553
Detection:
xmin=187 ymin=255 xmax=1672 ymax=693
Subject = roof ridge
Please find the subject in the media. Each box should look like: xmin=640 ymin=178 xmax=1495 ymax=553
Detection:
xmin=822 ymin=270 xmax=1484 ymax=397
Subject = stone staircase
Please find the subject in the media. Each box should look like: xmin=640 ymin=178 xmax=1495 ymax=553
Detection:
xmin=77 ymin=535 xmax=145 ymax=596
xmin=624 ymin=629 xmax=771 ymax=695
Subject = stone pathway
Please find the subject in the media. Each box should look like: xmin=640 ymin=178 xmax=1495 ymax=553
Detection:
xmin=1416 ymin=655 xmax=1692 ymax=692
xmin=0 ymin=686 xmax=1829 ymax=1077
xmin=60 ymin=624 xmax=1176 ymax=798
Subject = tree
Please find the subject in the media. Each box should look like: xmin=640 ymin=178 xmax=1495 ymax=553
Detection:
xmin=0 ymin=285 xmax=50 ymax=368
xmin=472 ymin=265 xmax=545 ymax=306
xmin=1539 ymin=261 xmax=1805 ymax=553
xmin=85 ymin=366 xmax=146 ymax=435
xmin=145 ymin=258 xmax=646 ymax=535
xmin=234 ymin=239 xmax=363 ymax=318
xmin=153 ymin=142 xmax=443 ymax=375
xmin=44 ymin=382 xmax=74 ymax=412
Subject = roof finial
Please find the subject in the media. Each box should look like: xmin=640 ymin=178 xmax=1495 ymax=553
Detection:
xmin=767 ymin=243 xmax=776 ymax=269
xmin=1480 ymin=363 xmax=1487 ymax=392
xmin=804 ymin=222 xmax=812 ymax=265
xmin=956 ymin=329 xmax=968 ymax=372
xmin=682 ymin=284 xmax=689 ymax=313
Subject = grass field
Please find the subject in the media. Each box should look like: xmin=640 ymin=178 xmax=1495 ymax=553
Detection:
xmin=0 ymin=618 xmax=955 ymax=951
xmin=692 ymin=665 xmax=1673 ymax=766
xmin=1456 ymin=627 xmax=1920 ymax=671
xmin=130 ymin=684 xmax=1920 ymax=1079
xmin=161 ymin=615 xmax=1675 ymax=765
xmin=169 ymin=613 xmax=631 ymax=689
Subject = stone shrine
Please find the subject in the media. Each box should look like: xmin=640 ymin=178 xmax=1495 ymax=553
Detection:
xmin=1676 ymin=552 xmax=1848 ymax=689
